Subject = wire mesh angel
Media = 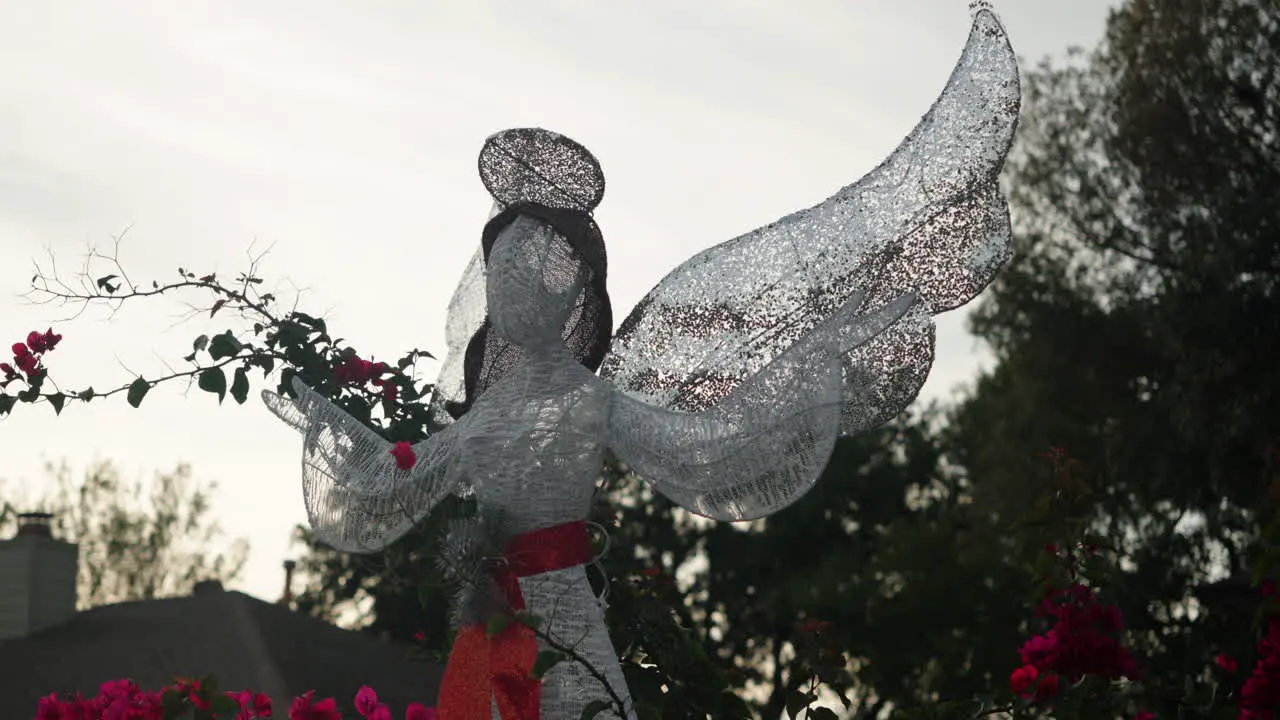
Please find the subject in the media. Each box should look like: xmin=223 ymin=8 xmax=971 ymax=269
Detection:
xmin=262 ymin=9 xmax=1020 ymax=720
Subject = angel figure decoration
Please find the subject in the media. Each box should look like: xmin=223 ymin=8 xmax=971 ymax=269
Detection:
xmin=263 ymin=8 xmax=1019 ymax=720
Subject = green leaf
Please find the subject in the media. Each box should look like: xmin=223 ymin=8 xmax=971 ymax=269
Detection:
xmin=293 ymin=312 xmax=327 ymax=334
xmin=580 ymin=700 xmax=612 ymax=720
xmin=516 ymin=610 xmax=544 ymax=630
xmin=193 ymin=335 xmax=209 ymax=353
xmin=159 ymin=687 xmax=186 ymax=716
xmin=127 ymin=378 xmax=151 ymax=408
xmin=208 ymin=331 xmax=243 ymax=361
xmin=529 ymin=650 xmax=565 ymax=679
xmin=253 ymin=354 xmax=275 ymax=376
xmin=95 ymin=274 xmax=119 ymax=294
xmin=77 ymin=387 xmax=95 ymax=401
xmin=198 ymin=367 xmax=227 ymax=404
xmin=230 ymin=367 xmax=249 ymax=404
xmin=0 ymin=395 xmax=16 ymax=416
xmin=719 ymin=692 xmax=754 ymax=720
xmin=279 ymin=367 xmax=298 ymax=397
xmin=487 ymin=613 xmax=512 ymax=637
xmin=622 ymin=666 xmax=665 ymax=714
xmin=786 ymin=690 xmax=818 ymax=719
xmin=209 ymin=695 xmax=239 ymax=714
xmin=48 ymin=392 xmax=66 ymax=415
xmin=809 ymin=708 xmax=839 ymax=720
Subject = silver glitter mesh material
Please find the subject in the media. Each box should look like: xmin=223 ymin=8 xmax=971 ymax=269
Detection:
xmin=428 ymin=247 xmax=486 ymax=432
xmin=601 ymin=8 xmax=1019 ymax=442
xmin=263 ymin=9 xmax=1019 ymax=720
xmin=263 ymin=377 xmax=465 ymax=553
xmin=479 ymin=129 xmax=606 ymax=212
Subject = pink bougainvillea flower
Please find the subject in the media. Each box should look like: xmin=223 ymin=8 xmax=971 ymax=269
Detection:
xmin=1133 ymin=711 xmax=1154 ymax=720
xmin=16 ymin=353 xmax=39 ymax=376
xmin=354 ymin=686 xmax=380 ymax=717
xmin=390 ymin=441 xmax=416 ymax=470
xmin=102 ymin=696 xmax=130 ymax=720
xmin=1018 ymin=580 xmax=1140 ymax=687
xmin=12 ymin=342 xmax=30 ymax=358
xmin=253 ymin=691 xmax=273 ymax=717
xmin=36 ymin=694 xmax=62 ymax=720
xmin=334 ymin=357 xmax=375 ymax=385
xmin=405 ymin=704 xmax=437 ymax=720
xmin=25 ymin=328 xmax=62 ymax=353
xmin=40 ymin=679 xmax=438 ymax=720
xmin=27 ymin=330 xmax=48 ymax=353
xmin=1010 ymin=664 xmax=1039 ymax=696
xmin=1240 ymin=615 xmax=1280 ymax=718
xmin=1034 ymin=671 xmax=1061 ymax=701
xmin=1215 ymin=653 xmax=1238 ymax=673
xmin=227 ymin=688 xmax=273 ymax=719
xmin=289 ymin=690 xmax=341 ymax=720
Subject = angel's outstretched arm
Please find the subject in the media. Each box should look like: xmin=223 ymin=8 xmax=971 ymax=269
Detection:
xmin=607 ymin=293 xmax=916 ymax=521
xmin=262 ymin=378 xmax=464 ymax=553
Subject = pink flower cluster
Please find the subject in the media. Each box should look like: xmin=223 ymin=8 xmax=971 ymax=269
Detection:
xmin=34 ymin=678 xmax=435 ymax=720
xmin=1239 ymin=582 xmax=1280 ymax=720
xmin=331 ymin=354 xmax=415 ymax=470
xmin=1011 ymin=581 xmax=1140 ymax=702
xmin=333 ymin=356 xmax=397 ymax=403
xmin=2 ymin=328 xmax=61 ymax=387
xmin=352 ymin=686 xmax=434 ymax=720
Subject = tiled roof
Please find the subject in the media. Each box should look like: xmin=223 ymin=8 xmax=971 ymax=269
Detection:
xmin=0 ymin=584 xmax=442 ymax=719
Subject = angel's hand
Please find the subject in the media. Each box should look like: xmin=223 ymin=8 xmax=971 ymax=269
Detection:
xmin=261 ymin=377 xmax=463 ymax=552
xmin=261 ymin=377 xmax=331 ymax=441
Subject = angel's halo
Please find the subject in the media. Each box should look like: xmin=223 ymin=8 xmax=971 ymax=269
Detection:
xmin=478 ymin=127 xmax=606 ymax=214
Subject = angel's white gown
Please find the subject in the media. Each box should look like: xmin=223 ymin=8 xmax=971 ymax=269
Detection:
xmin=263 ymin=9 xmax=1020 ymax=720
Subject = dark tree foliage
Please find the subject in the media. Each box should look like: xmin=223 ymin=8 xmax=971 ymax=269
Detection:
xmin=950 ymin=0 xmax=1279 ymax=713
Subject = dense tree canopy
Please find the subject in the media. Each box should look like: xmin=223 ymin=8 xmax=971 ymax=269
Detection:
xmin=952 ymin=0 xmax=1278 ymax=712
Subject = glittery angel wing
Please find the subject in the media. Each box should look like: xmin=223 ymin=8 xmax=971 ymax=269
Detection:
xmin=427 ymin=246 xmax=487 ymax=430
xmin=262 ymin=378 xmax=465 ymax=553
xmin=600 ymin=9 xmax=1020 ymax=442
xmin=608 ymin=290 xmax=918 ymax=520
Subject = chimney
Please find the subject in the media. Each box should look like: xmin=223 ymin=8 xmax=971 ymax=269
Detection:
xmin=192 ymin=579 xmax=224 ymax=596
xmin=277 ymin=559 xmax=296 ymax=608
xmin=0 ymin=512 xmax=79 ymax=640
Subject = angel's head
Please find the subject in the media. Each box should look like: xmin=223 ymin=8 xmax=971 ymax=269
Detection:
xmin=440 ymin=129 xmax=613 ymax=420
xmin=484 ymin=212 xmax=592 ymax=347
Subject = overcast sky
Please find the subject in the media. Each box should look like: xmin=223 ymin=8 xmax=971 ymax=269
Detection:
xmin=0 ymin=1 xmax=1116 ymax=607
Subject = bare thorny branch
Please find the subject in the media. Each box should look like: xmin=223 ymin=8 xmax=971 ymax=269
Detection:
xmin=9 ymin=232 xmax=303 ymax=409
xmin=23 ymin=228 xmax=287 ymax=327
